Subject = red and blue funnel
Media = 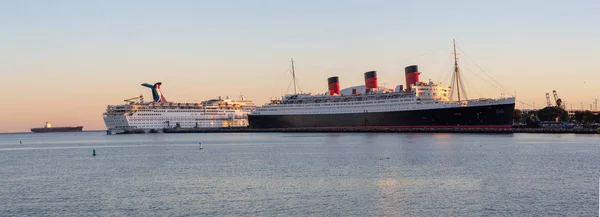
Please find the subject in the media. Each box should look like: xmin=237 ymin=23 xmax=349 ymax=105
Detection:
xmin=141 ymin=82 xmax=168 ymax=102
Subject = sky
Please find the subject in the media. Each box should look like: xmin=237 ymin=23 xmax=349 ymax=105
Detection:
xmin=1 ymin=0 xmax=599 ymax=133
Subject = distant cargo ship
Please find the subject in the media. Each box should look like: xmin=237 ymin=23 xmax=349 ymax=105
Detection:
xmin=31 ymin=122 xmax=84 ymax=133
xmin=248 ymin=40 xmax=515 ymax=129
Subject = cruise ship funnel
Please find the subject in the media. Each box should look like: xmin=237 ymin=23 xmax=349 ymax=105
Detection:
xmin=405 ymin=65 xmax=421 ymax=91
xmin=141 ymin=82 xmax=168 ymax=102
xmin=327 ymin=76 xmax=340 ymax=96
xmin=364 ymin=71 xmax=378 ymax=93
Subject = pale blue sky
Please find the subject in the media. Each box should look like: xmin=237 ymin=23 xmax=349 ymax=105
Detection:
xmin=1 ymin=0 xmax=599 ymax=132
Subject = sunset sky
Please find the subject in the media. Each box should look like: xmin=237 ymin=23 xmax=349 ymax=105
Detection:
xmin=1 ymin=0 xmax=599 ymax=133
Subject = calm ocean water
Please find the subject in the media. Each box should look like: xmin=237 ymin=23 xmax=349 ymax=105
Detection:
xmin=0 ymin=131 xmax=598 ymax=216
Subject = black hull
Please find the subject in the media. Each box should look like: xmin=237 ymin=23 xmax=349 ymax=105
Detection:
xmin=31 ymin=126 xmax=84 ymax=133
xmin=248 ymin=103 xmax=515 ymax=129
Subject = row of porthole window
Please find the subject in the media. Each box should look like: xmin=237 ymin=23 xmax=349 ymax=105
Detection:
xmin=106 ymin=120 xmax=126 ymax=123
xmin=261 ymin=105 xmax=458 ymax=114
xmin=262 ymin=103 xmax=421 ymax=112
xmin=259 ymin=103 xmax=411 ymax=112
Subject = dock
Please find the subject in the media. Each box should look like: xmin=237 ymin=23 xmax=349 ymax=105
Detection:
xmin=118 ymin=127 xmax=600 ymax=134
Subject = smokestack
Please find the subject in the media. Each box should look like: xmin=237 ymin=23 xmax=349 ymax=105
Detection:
xmin=364 ymin=71 xmax=378 ymax=93
xmin=405 ymin=65 xmax=421 ymax=91
xmin=327 ymin=76 xmax=340 ymax=96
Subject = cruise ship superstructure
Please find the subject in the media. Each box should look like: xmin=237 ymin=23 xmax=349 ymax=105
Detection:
xmin=103 ymin=82 xmax=256 ymax=134
xmin=248 ymin=41 xmax=516 ymax=129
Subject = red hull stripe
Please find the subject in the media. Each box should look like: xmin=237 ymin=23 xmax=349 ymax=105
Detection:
xmin=293 ymin=125 xmax=513 ymax=129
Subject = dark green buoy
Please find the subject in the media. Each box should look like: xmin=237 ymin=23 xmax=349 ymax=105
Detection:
xmin=92 ymin=149 xmax=96 ymax=156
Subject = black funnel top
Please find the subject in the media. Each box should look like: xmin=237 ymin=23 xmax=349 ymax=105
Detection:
xmin=405 ymin=65 xmax=418 ymax=74
xmin=364 ymin=71 xmax=377 ymax=79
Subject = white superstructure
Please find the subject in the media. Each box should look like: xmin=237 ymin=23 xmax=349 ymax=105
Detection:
xmin=103 ymin=82 xmax=255 ymax=134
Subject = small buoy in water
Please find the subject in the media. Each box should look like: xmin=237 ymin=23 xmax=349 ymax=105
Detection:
xmin=92 ymin=149 xmax=96 ymax=156
xmin=19 ymin=141 xmax=22 ymax=144
xmin=199 ymin=142 xmax=203 ymax=150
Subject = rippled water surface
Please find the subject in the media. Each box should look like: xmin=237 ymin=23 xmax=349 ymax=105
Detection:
xmin=0 ymin=132 xmax=598 ymax=216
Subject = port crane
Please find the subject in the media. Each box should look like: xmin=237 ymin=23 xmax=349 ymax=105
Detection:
xmin=545 ymin=93 xmax=552 ymax=107
xmin=552 ymin=90 xmax=563 ymax=109
xmin=124 ymin=94 xmax=144 ymax=104
xmin=544 ymin=90 xmax=564 ymax=109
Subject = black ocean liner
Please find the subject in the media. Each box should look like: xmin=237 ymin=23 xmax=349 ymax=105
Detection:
xmin=248 ymin=41 xmax=515 ymax=129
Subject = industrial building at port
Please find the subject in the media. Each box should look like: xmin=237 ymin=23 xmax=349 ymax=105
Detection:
xmin=515 ymin=90 xmax=599 ymax=129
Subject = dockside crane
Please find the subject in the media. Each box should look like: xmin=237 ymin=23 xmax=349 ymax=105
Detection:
xmin=546 ymin=93 xmax=552 ymax=107
xmin=552 ymin=90 xmax=563 ymax=109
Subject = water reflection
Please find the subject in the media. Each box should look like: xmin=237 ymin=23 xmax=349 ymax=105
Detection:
xmin=0 ymin=132 xmax=598 ymax=216
xmin=376 ymin=178 xmax=404 ymax=216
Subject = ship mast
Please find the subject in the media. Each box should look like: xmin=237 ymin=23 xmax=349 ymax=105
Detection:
xmin=291 ymin=58 xmax=297 ymax=94
xmin=453 ymin=39 xmax=461 ymax=101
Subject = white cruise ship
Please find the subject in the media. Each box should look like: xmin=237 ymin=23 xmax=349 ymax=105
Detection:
xmin=103 ymin=82 xmax=256 ymax=134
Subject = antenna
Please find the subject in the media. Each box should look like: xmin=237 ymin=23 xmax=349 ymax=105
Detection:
xmin=291 ymin=58 xmax=297 ymax=94
xmin=449 ymin=40 xmax=467 ymax=101
xmin=454 ymin=39 xmax=460 ymax=101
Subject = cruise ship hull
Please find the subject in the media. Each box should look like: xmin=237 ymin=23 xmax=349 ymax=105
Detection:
xmin=248 ymin=103 xmax=515 ymax=129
